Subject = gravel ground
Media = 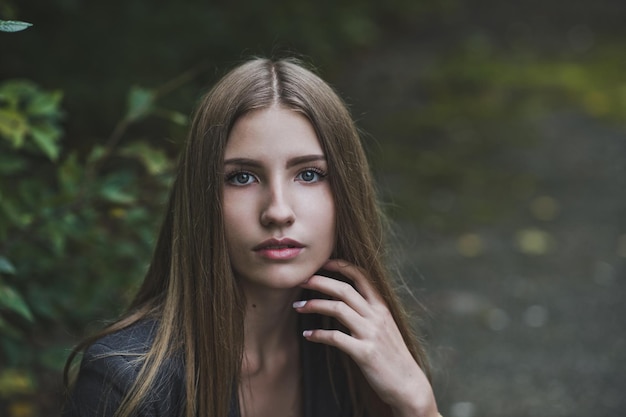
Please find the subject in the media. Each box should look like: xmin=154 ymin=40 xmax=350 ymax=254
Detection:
xmin=339 ymin=44 xmax=626 ymax=417
xmin=400 ymin=112 xmax=626 ymax=417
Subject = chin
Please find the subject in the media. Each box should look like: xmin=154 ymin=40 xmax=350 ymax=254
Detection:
xmin=265 ymin=272 xmax=311 ymax=289
xmin=238 ymin=264 xmax=319 ymax=290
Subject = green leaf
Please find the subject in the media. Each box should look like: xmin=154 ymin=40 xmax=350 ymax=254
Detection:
xmin=58 ymin=152 xmax=82 ymax=194
xmin=165 ymin=110 xmax=188 ymax=126
xmin=26 ymin=90 xmax=63 ymax=117
xmin=0 ymin=284 xmax=34 ymax=322
xmin=0 ymin=108 xmax=28 ymax=147
xmin=0 ymin=20 xmax=33 ymax=33
xmin=43 ymin=221 xmax=68 ymax=255
xmin=126 ymin=86 xmax=155 ymax=122
xmin=86 ymin=145 xmax=107 ymax=164
xmin=99 ymin=172 xmax=137 ymax=204
xmin=0 ymin=80 xmax=38 ymax=102
xmin=0 ymin=257 xmax=16 ymax=274
xmin=30 ymin=123 xmax=62 ymax=160
xmin=0 ymin=197 xmax=33 ymax=227
xmin=154 ymin=108 xmax=188 ymax=126
xmin=119 ymin=141 xmax=172 ymax=175
xmin=100 ymin=187 xmax=136 ymax=204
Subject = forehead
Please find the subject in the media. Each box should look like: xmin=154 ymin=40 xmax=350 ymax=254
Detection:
xmin=224 ymin=106 xmax=323 ymax=159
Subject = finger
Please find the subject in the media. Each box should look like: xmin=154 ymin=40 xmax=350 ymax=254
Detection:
xmin=301 ymin=275 xmax=370 ymax=316
xmin=320 ymin=259 xmax=379 ymax=301
xmin=302 ymin=328 xmax=361 ymax=358
xmin=293 ymin=299 xmax=367 ymax=333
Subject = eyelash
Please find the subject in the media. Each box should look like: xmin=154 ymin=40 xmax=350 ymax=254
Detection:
xmin=297 ymin=167 xmax=327 ymax=181
xmin=224 ymin=167 xmax=328 ymax=185
xmin=225 ymin=170 xmax=256 ymax=185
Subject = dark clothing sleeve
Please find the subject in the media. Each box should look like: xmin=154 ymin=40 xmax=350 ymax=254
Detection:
xmin=63 ymin=341 xmax=148 ymax=417
xmin=63 ymin=321 xmax=184 ymax=417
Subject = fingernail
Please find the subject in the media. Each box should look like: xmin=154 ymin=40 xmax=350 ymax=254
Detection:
xmin=292 ymin=300 xmax=307 ymax=308
xmin=302 ymin=330 xmax=313 ymax=337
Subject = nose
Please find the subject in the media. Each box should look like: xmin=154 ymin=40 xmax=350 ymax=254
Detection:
xmin=260 ymin=182 xmax=295 ymax=227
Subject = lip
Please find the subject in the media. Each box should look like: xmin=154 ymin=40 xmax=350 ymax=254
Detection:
xmin=253 ymin=238 xmax=304 ymax=251
xmin=253 ymin=238 xmax=304 ymax=260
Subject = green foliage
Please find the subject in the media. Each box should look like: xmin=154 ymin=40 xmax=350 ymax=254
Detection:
xmin=126 ymin=86 xmax=156 ymax=122
xmin=0 ymin=80 xmax=178 ymax=382
xmin=0 ymin=81 xmax=63 ymax=160
xmin=0 ymin=283 xmax=34 ymax=323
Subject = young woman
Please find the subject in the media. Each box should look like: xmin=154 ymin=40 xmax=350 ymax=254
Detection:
xmin=63 ymin=57 xmax=440 ymax=417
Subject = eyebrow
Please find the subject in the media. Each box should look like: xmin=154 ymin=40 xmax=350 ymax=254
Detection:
xmin=223 ymin=154 xmax=326 ymax=168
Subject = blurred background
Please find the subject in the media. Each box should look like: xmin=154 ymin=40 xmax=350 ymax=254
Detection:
xmin=1 ymin=0 xmax=624 ymax=416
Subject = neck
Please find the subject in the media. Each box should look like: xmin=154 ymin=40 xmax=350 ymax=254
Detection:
xmin=240 ymin=284 xmax=302 ymax=376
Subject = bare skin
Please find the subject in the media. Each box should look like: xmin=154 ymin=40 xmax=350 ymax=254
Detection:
xmin=239 ymin=284 xmax=303 ymax=417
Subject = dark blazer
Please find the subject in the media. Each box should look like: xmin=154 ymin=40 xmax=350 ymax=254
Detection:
xmin=63 ymin=318 xmax=355 ymax=417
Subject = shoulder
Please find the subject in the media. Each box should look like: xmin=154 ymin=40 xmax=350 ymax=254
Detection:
xmin=79 ymin=319 xmax=161 ymax=387
xmin=86 ymin=319 xmax=159 ymax=357
xmin=63 ymin=319 xmax=184 ymax=417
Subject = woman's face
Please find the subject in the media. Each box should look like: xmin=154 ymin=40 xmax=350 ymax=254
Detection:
xmin=223 ymin=106 xmax=336 ymax=290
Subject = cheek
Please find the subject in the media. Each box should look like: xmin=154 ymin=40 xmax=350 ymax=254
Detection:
xmin=223 ymin=195 xmax=248 ymax=245
xmin=325 ymin=199 xmax=336 ymax=236
xmin=308 ymin=188 xmax=336 ymax=243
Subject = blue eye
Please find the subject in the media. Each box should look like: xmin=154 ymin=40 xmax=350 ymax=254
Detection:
xmin=227 ymin=171 xmax=256 ymax=185
xmin=296 ymin=169 xmax=326 ymax=183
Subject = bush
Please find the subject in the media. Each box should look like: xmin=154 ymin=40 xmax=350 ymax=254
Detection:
xmin=0 ymin=74 xmax=183 ymax=411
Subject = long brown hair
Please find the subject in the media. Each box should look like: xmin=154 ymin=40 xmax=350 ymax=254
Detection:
xmin=64 ymin=57 xmax=430 ymax=417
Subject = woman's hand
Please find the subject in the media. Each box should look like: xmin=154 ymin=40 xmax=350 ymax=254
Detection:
xmin=293 ymin=259 xmax=439 ymax=417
